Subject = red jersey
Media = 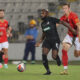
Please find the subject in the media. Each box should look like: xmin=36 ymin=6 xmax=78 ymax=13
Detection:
xmin=0 ymin=19 xmax=9 ymax=43
xmin=60 ymin=12 xmax=79 ymax=37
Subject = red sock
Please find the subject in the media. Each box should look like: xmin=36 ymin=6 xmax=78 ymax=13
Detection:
xmin=62 ymin=49 xmax=68 ymax=66
xmin=4 ymin=58 xmax=8 ymax=64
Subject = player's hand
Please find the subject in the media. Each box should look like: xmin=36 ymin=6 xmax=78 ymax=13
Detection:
xmin=7 ymin=33 xmax=12 ymax=37
xmin=9 ymin=33 xmax=13 ymax=37
xmin=35 ymin=42 xmax=41 ymax=47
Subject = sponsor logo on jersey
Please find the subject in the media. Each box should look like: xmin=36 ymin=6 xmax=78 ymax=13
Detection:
xmin=0 ymin=27 xmax=5 ymax=30
xmin=56 ymin=43 xmax=59 ymax=49
xmin=43 ymin=27 xmax=50 ymax=31
xmin=47 ymin=21 xmax=50 ymax=25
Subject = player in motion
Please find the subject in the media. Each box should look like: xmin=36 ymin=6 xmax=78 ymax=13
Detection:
xmin=35 ymin=9 xmax=77 ymax=75
xmin=0 ymin=9 xmax=12 ymax=69
xmin=60 ymin=3 xmax=80 ymax=75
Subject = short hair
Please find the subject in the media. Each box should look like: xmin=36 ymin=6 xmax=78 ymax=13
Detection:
xmin=62 ymin=2 xmax=70 ymax=8
xmin=0 ymin=9 xmax=5 ymax=12
xmin=41 ymin=9 xmax=49 ymax=13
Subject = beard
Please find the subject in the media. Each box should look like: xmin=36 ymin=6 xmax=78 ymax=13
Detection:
xmin=0 ymin=17 xmax=4 ymax=19
xmin=41 ymin=16 xmax=46 ymax=20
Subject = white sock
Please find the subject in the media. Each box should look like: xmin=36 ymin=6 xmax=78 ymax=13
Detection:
xmin=64 ymin=66 xmax=68 ymax=70
xmin=4 ymin=64 xmax=7 ymax=66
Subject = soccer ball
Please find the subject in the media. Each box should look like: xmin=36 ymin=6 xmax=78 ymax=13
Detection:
xmin=17 ymin=63 xmax=24 ymax=72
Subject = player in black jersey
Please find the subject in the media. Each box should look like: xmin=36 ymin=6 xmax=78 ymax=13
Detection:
xmin=35 ymin=9 xmax=77 ymax=75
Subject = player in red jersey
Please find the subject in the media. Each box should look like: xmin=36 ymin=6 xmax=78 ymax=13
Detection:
xmin=0 ymin=9 xmax=12 ymax=69
xmin=59 ymin=3 xmax=80 ymax=75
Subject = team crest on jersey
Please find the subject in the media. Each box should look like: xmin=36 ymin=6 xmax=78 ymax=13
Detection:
xmin=47 ymin=21 xmax=50 ymax=25
xmin=5 ymin=23 xmax=7 ymax=26
xmin=75 ymin=18 xmax=79 ymax=23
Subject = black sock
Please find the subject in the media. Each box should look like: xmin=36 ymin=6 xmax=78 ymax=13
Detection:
xmin=0 ymin=52 xmax=4 ymax=63
xmin=55 ymin=55 xmax=61 ymax=66
xmin=42 ymin=54 xmax=50 ymax=72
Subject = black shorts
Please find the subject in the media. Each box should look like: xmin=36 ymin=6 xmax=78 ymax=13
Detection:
xmin=42 ymin=39 xmax=60 ymax=51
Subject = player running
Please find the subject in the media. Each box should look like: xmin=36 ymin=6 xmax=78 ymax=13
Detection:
xmin=0 ymin=9 xmax=12 ymax=69
xmin=59 ymin=3 xmax=80 ymax=75
xmin=35 ymin=9 xmax=77 ymax=75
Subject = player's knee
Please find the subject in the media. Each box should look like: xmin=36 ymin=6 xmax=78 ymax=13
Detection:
xmin=74 ymin=54 xmax=79 ymax=57
xmin=74 ymin=51 xmax=79 ymax=57
xmin=62 ymin=45 xmax=67 ymax=51
xmin=52 ymin=51 xmax=58 ymax=59
xmin=42 ymin=47 xmax=49 ymax=53
xmin=3 ymin=49 xmax=8 ymax=54
xmin=52 ymin=54 xmax=57 ymax=59
xmin=62 ymin=43 xmax=70 ymax=51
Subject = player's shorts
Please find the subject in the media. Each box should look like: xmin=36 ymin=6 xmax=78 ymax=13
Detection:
xmin=42 ymin=39 xmax=60 ymax=51
xmin=62 ymin=34 xmax=80 ymax=51
xmin=74 ymin=37 xmax=80 ymax=51
xmin=0 ymin=42 xmax=9 ymax=51
xmin=62 ymin=34 xmax=73 ymax=45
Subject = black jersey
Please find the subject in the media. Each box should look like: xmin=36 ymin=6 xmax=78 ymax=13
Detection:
xmin=41 ymin=16 xmax=60 ymax=42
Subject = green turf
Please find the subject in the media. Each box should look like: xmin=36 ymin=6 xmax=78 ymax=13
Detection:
xmin=0 ymin=64 xmax=80 ymax=80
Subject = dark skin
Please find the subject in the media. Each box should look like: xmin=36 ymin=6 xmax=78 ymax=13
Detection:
xmin=35 ymin=10 xmax=77 ymax=59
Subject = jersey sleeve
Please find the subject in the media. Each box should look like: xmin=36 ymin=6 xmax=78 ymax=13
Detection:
xmin=6 ymin=21 xmax=10 ymax=29
xmin=53 ymin=18 xmax=60 ymax=24
xmin=60 ymin=16 xmax=66 ymax=21
xmin=60 ymin=16 xmax=64 ymax=21
xmin=72 ymin=13 xmax=80 ymax=24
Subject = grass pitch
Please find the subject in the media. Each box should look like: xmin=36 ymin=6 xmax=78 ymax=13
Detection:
xmin=0 ymin=64 xmax=80 ymax=80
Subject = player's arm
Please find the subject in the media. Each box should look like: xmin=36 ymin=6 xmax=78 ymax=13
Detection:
xmin=7 ymin=26 xmax=12 ymax=37
xmin=59 ymin=21 xmax=77 ymax=35
xmin=54 ymin=17 xmax=77 ymax=35
xmin=39 ymin=32 xmax=45 ymax=43
xmin=56 ymin=23 xmax=59 ymax=27
xmin=35 ymin=32 xmax=45 ymax=47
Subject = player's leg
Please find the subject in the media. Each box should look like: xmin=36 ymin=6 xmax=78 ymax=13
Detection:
xmin=42 ymin=47 xmax=51 ymax=75
xmin=0 ymin=43 xmax=5 ymax=68
xmin=0 ymin=51 xmax=4 ymax=63
xmin=52 ymin=42 xmax=61 ymax=66
xmin=74 ymin=37 xmax=80 ymax=57
xmin=30 ymin=42 xmax=36 ymax=64
xmin=0 ymin=51 xmax=3 ymax=68
xmin=52 ymin=50 xmax=61 ymax=66
xmin=2 ymin=48 xmax=8 ymax=68
xmin=2 ymin=42 xmax=9 ymax=69
xmin=61 ymin=43 xmax=71 ymax=75
xmin=0 ymin=44 xmax=2 ymax=67
xmin=74 ymin=50 xmax=80 ymax=57
xmin=60 ymin=35 xmax=72 ymax=75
